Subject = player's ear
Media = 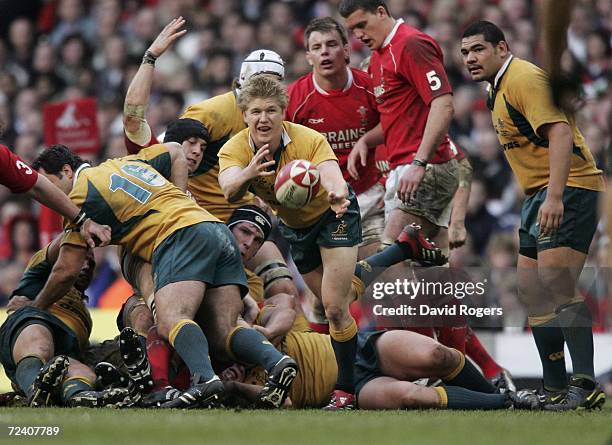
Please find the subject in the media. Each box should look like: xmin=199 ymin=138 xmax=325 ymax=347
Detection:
xmin=63 ymin=164 xmax=73 ymax=180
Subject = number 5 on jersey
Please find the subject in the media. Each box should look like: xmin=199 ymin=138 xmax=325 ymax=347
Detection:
xmin=426 ymin=70 xmax=441 ymax=91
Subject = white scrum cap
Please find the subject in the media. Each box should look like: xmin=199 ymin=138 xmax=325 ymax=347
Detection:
xmin=238 ymin=49 xmax=285 ymax=87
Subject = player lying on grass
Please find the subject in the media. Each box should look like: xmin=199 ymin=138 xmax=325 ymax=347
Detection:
xmin=218 ymin=308 xmax=522 ymax=410
xmin=0 ymin=233 xmax=132 ymax=408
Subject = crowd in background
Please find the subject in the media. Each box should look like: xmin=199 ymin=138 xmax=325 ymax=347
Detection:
xmin=0 ymin=0 xmax=609 ymax=328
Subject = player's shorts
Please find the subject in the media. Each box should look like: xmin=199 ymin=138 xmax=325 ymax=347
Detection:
xmin=384 ymin=159 xmax=459 ymax=228
xmin=519 ymin=186 xmax=601 ymax=259
xmin=278 ymin=186 xmax=362 ymax=274
xmin=0 ymin=306 xmax=81 ymax=383
xmin=357 ymin=182 xmax=385 ymax=246
xmin=354 ymin=330 xmax=386 ymax=397
xmin=152 ymin=222 xmax=248 ymax=296
xmin=120 ymin=248 xmax=146 ymax=295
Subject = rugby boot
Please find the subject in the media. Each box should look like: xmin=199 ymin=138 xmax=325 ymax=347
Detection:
xmin=161 ymin=375 xmax=224 ymax=409
xmin=28 ymin=355 xmax=69 ymax=407
xmin=119 ymin=327 xmax=154 ymax=393
xmin=258 ymin=355 xmax=299 ymax=409
xmin=544 ymin=376 xmax=606 ymax=411
xmin=322 ymin=389 xmax=356 ymax=411
xmin=397 ymin=223 xmax=447 ymax=266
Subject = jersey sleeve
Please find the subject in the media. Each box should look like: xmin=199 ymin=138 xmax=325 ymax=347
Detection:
xmin=133 ymin=144 xmax=172 ymax=179
xmin=0 ymin=145 xmax=38 ymax=193
xmin=59 ymin=229 xmax=88 ymax=249
xmin=309 ymin=132 xmax=338 ymax=165
xmin=181 ymin=101 xmax=232 ymax=142
xmin=399 ymin=35 xmax=452 ymax=105
xmin=218 ymin=134 xmax=252 ymax=173
xmin=507 ymin=71 xmax=569 ymax=138
xmin=124 ymin=122 xmax=159 ymax=155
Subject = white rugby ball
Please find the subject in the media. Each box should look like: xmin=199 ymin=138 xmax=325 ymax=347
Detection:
xmin=274 ymin=159 xmax=320 ymax=209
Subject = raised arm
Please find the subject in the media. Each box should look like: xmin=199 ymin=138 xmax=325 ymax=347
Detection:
xmin=124 ymin=17 xmax=187 ymax=143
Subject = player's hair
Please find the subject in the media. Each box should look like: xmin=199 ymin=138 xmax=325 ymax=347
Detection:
xmin=32 ymin=144 xmax=85 ymax=175
xmin=304 ymin=17 xmax=349 ymax=50
xmin=339 ymin=0 xmax=390 ymax=18
xmin=237 ymin=75 xmax=288 ymax=111
xmin=462 ymin=21 xmax=508 ymax=46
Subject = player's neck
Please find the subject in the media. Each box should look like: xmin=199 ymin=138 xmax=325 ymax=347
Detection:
xmin=313 ymin=68 xmax=349 ymax=92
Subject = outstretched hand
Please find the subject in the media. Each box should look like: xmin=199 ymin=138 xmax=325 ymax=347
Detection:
xmin=148 ymin=16 xmax=187 ymax=58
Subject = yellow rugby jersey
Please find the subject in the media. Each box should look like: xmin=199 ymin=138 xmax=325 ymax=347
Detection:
xmin=245 ymin=268 xmax=264 ymax=304
xmin=283 ymin=331 xmax=337 ymax=408
xmin=11 ymin=232 xmax=93 ymax=351
xmin=181 ymin=91 xmax=253 ymax=222
xmin=68 ymin=144 xmax=220 ymax=262
xmin=219 ymin=122 xmax=339 ymax=228
xmin=243 ymin=331 xmax=336 ymax=408
xmin=490 ymin=57 xmax=604 ymax=195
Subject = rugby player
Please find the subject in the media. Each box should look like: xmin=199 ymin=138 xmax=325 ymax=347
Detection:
xmin=1 ymin=233 xmax=131 ymax=407
xmin=30 ymin=143 xmax=297 ymax=409
xmin=461 ymin=21 xmax=605 ymax=410
xmin=286 ymin=17 xmax=384 ymax=259
xmin=219 ymin=75 xmax=362 ymax=409
xmin=340 ymin=0 xmax=458 ymax=261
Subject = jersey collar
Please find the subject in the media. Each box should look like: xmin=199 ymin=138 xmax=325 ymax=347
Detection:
xmin=313 ymin=67 xmax=353 ymax=95
xmin=491 ymin=54 xmax=514 ymax=90
xmin=248 ymin=125 xmax=292 ymax=152
xmin=382 ymin=18 xmax=404 ymax=48
xmin=73 ymin=163 xmax=91 ymax=187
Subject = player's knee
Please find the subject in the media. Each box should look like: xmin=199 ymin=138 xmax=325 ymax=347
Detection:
xmin=428 ymin=344 xmax=456 ymax=371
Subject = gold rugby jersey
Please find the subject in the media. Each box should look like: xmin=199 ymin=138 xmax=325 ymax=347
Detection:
xmin=181 ymin=91 xmax=253 ymax=222
xmin=243 ymin=330 xmax=336 ymax=408
xmin=68 ymin=144 xmax=219 ymax=261
xmin=219 ymin=122 xmax=338 ymax=228
xmin=489 ymin=56 xmax=604 ymax=195
xmin=11 ymin=232 xmax=92 ymax=351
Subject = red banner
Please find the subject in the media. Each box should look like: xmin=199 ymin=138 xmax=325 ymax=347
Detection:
xmin=43 ymin=98 xmax=100 ymax=154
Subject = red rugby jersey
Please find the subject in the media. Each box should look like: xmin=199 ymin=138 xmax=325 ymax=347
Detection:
xmin=0 ymin=144 xmax=38 ymax=193
xmin=124 ymin=131 xmax=158 ymax=154
xmin=369 ymin=20 xmax=454 ymax=168
xmin=287 ymin=68 xmax=381 ymax=194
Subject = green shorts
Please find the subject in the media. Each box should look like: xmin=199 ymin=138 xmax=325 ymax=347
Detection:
xmin=355 ymin=330 xmax=386 ymax=399
xmin=278 ymin=187 xmax=362 ymax=274
xmin=519 ymin=186 xmax=601 ymax=259
xmin=152 ymin=222 xmax=248 ymax=296
xmin=0 ymin=306 xmax=81 ymax=383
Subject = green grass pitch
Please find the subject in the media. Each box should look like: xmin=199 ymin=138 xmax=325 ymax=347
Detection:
xmin=0 ymin=407 xmax=610 ymax=445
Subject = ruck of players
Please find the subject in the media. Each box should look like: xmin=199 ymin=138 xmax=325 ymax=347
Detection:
xmin=0 ymin=0 xmax=607 ymax=414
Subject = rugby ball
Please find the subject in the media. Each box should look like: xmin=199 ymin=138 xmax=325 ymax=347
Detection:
xmin=274 ymin=160 xmax=320 ymax=209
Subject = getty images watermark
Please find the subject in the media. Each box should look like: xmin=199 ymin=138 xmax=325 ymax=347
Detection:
xmin=370 ymin=277 xmax=501 ymax=318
